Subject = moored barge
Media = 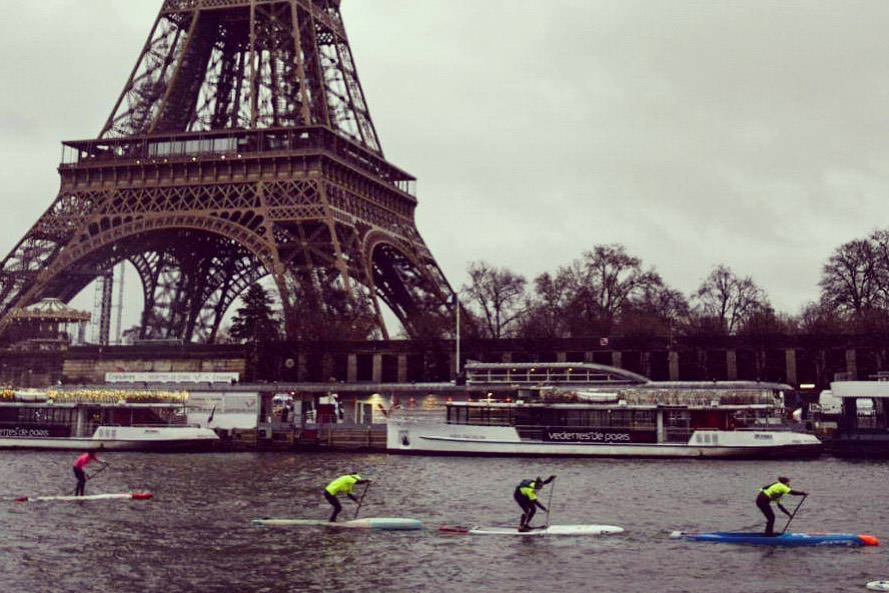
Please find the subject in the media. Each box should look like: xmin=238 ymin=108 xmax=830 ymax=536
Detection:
xmin=826 ymin=380 xmax=889 ymax=457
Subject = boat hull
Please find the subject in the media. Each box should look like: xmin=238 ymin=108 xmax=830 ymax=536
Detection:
xmin=387 ymin=423 xmax=822 ymax=458
xmin=670 ymin=531 xmax=879 ymax=546
xmin=0 ymin=426 xmax=220 ymax=451
xmin=829 ymin=436 xmax=889 ymax=458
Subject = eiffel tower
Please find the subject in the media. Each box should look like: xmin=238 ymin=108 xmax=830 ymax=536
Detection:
xmin=0 ymin=0 xmax=454 ymax=343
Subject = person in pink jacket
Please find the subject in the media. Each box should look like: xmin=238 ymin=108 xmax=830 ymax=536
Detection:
xmin=73 ymin=451 xmax=108 ymax=496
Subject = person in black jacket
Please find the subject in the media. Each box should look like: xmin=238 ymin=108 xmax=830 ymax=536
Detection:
xmin=514 ymin=475 xmax=556 ymax=531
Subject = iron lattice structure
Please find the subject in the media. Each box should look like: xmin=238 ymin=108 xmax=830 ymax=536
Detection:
xmin=0 ymin=0 xmax=454 ymax=343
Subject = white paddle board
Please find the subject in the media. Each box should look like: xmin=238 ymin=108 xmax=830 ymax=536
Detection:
xmin=867 ymin=581 xmax=889 ymax=591
xmin=251 ymin=517 xmax=422 ymax=530
xmin=445 ymin=524 xmax=623 ymax=536
xmin=14 ymin=492 xmax=153 ymax=503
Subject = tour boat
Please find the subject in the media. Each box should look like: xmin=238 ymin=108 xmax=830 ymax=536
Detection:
xmin=0 ymin=388 xmax=219 ymax=450
xmin=387 ymin=380 xmax=822 ymax=458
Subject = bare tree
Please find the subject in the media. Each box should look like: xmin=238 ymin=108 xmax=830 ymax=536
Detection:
xmin=620 ymin=284 xmax=690 ymax=338
xmin=794 ymin=301 xmax=848 ymax=335
xmin=461 ymin=261 xmax=527 ymax=339
xmin=818 ymin=238 xmax=880 ymax=316
xmin=516 ymin=272 xmax=571 ymax=338
xmin=550 ymin=244 xmax=664 ymax=336
xmin=864 ymin=229 xmax=889 ymax=308
xmin=691 ymin=264 xmax=769 ymax=334
xmin=582 ymin=244 xmax=662 ymax=319
xmin=518 ymin=244 xmax=678 ymax=338
xmin=737 ymin=305 xmax=795 ymax=337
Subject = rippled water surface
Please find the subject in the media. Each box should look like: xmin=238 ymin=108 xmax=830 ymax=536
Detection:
xmin=1 ymin=451 xmax=887 ymax=593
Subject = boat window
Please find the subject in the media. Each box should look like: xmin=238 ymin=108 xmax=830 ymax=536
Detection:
xmin=585 ymin=410 xmax=607 ymax=427
xmin=854 ymin=398 xmax=879 ymax=429
xmin=514 ymin=407 xmax=539 ymax=426
xmin=664 ymin=410 xmax=693 ymax=441
xmin=447 ymin=406 xmax=469 ymax=424
xmin=465 ymin=406 xmax=513 ymax=426
xmin=467 ymin=407 xmax=485 ymax=424
xmin=609 ymin=410 xmax=632 ymax=427
xmin=629 ymin=410 xmax=655 ymax=429
xmin=563 ymin=410 xmax=586 ymax=426
xmin=35 ymin=407 xmax=74 ymax=425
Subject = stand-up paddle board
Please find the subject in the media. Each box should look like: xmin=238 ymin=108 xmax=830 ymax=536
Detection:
xmin=867 ymin=581 xmax=889 ymax=591
xmin=439 ymin=524 xmax=624 ymax=536
xmin=14 ymin=492 xmax=153 ymax=503
xmin=251 ymin=517 xmax=422 ymax=531
xmin=669 ymin=531 xmax=879 ymax=547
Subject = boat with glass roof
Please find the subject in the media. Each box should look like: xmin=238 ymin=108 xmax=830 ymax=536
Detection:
xmin=386 ymin=362 xmax=821 ymax=458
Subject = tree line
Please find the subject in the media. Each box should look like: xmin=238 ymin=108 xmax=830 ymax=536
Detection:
xmin=460 ymin=229 xmax=889 ymax=340
xmin=222 ymin=229 xmax=889 ymax=343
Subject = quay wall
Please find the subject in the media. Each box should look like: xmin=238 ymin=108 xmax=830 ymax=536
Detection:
xmin=226 ymin=424 xmax=388 ymax=452
xmin=3 ymin=334 xmax=889 ymax=391
xmin=63 ymin=354 xmax=246 ymax=384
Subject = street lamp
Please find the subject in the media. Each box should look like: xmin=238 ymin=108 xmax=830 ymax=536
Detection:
xmin=455 ymin=294 xmax=461 ymax=378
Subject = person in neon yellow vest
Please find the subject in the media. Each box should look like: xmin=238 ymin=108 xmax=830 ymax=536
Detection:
xmin=514 ymin=475 xmax=556 ymax=531
xmin=324 ymin=473 xmax=371 ymax=522
xmin=756 ymin=476 xmax=807 ymax=536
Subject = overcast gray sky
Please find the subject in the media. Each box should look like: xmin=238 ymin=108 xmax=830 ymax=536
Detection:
xmin=2 ymin=1 xmax=888 ymax=328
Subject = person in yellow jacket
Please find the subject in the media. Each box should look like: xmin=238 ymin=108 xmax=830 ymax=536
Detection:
xmin=514 ymin=475 xmax=556 ymax=532
xmin=324 ymin=473 xmax=371 ymax=522
xmin=756 ymin=476 xmax=807 ymax=536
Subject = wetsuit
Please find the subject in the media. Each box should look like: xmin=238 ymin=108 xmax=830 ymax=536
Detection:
xmin=756 ymin=481 xmax=805 ymax=536
xmin=73 ymin=452 xmax=102 ymax=496
xmin=323 ymin=474 xmax=364 ymax=522
xmin=514 ymin=478 xmax=548 ymax=530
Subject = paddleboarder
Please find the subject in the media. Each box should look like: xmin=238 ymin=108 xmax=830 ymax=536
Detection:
xmin=323 ymin=473 xmax=371 ymax=522
xmin=515 ymin=475 xmax=556 ymax=532
xmin=756 ymin=476 xmax=807 ymax=536
xmin=73 ymin=451 xmax=108 ymax=496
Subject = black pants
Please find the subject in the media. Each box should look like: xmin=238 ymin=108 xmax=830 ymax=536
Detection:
xmin=514 ymin=488 xmax=537 ymax=527
xmin=74 ymin=467 xmax=86 ymax=496
xmin=324 ymin=490 xmax=342 ymax=522
xmin=756 ymin=493 xmax=776 ymax=535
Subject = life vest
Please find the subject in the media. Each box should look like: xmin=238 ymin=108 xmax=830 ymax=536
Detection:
xmin=760 ymin=481 xmax=791 ymax=502
xmin=326 ymin=474 xmax=361 ymax=496
xmin=518 ymin=479 xmax=539 ymax=501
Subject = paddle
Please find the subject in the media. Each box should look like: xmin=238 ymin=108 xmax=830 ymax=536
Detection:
xmin=87 ymin=462 xmax=110 ymax=481
xmin=544 ymin=477 xmax=557 ymax=528
xmin=353 ymin=482 xmax=371 ymax=519
xmin=780 ymin=494 xmax=807 ymax=534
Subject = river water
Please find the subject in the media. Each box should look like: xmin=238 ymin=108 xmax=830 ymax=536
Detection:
xmin=1 ymin=451 xmax=887 ymax=593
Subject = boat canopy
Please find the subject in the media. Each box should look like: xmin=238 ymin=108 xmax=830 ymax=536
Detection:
xmin=830 ymin=381 xmax=889 ymax=399
xmin=464 ymin=361 xmax=650 ymax=387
